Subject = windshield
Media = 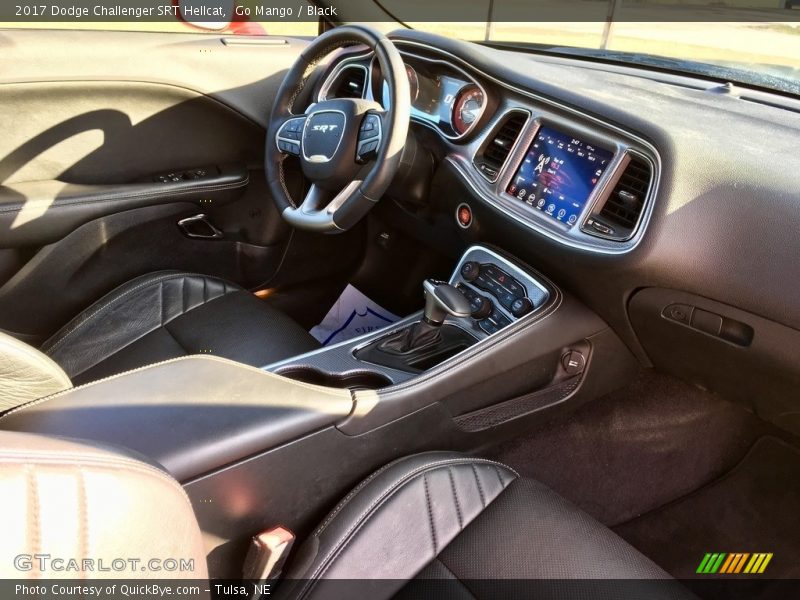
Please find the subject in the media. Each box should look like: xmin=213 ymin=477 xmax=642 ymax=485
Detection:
xmin=372 ymin=1 xmax=800 ymax=95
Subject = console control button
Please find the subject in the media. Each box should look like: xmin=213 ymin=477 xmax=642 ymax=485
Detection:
xmin=456 ymin=283 xmax=492 ymax=319
xmin=460 ymin=261 xmax=480 ymax=282
xmin=471 ymin=296 xmax=493 ymax=320
xmin=479 ymin=308 xmax=511 ymax=335
xmin=471 ymin=263 xmax=527 ymax=309
xmin=456 ymin=203 xmax=473 ymax=228
xmin=510 ymin=297 xmax=534 ymax=318
xmin=561 ymin=350 xmax=586 ymax=375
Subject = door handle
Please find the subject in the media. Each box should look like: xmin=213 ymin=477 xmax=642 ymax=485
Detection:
xmin=177 ymin=214 xmax=224 ymax=239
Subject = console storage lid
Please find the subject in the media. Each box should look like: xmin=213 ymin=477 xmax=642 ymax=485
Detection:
xmin=0 ymin=356 xmax=353 ymax=482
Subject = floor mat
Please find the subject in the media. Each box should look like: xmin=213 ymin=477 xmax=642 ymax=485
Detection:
xmin=309 ymin=283 xmax=400 ymax=346
xmin=614 ymin=436 xmax=800 ymax=580
xmin=488 ymin=369 xmax=766 ymax=526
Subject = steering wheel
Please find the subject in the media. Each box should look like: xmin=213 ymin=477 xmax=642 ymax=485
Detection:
xmin=265 ymin=26 xmax=410 ymax=233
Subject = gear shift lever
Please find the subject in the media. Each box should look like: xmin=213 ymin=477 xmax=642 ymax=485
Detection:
xmin=422 ymin=279 xmax=472 ymax=324
xmin=380 ymin=279 xmax=471 ymax=354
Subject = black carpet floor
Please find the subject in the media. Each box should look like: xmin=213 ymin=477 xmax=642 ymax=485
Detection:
xmin=488 ymin=369 xmax=800 ymax=597
xmin=614 ymin=436 xmax=800 ymax=580
xmin=489 ymin=369 xmax=768 ymax=526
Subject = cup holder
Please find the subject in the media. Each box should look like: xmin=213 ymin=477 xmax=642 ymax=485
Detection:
xmin=275 ymin=366 xmax=392 ymax=391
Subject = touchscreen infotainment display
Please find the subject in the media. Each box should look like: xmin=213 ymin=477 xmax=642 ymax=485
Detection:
xmin=506 ymin=126 xmax=614 ymax=227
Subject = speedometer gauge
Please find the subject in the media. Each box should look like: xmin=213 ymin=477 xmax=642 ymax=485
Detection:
xmin=452 ymin=85 xmax=485 ymax=135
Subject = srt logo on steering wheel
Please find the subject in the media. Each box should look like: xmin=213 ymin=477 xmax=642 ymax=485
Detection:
xmin=311 ymin=124 xmax=338 ymax=133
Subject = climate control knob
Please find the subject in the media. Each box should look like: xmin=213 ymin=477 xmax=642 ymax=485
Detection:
xmin=471 ymin=296 xmax=493 ymax=320
xmin=460 ymin=261 xmax=481 ymax=282
xmin=510 ymin=297 xmax=534 ymax=318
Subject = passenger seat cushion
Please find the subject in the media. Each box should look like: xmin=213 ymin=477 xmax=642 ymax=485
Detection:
xmin=41 ymin=271 xmax=319 ymax=383
xmin=280 ymin=452 xmax=693 ymax=600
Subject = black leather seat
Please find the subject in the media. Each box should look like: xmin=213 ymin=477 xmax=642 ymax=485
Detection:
xmin=279 ymin=452 xmax=694 ymax=600
xmin=41 ymin=271 xmax=319 ymax=385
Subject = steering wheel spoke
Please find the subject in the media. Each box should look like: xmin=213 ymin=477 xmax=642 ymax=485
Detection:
xmin=275 ymin=116 xmax=307 ymax=156
xmin=298 ymin=184 xmax=333 ymax=214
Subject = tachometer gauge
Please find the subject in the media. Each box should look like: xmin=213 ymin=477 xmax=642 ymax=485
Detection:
xmin=405 ymin=64 xmax=420 ymax=102
xmin=452 ymin=85 xmax=485 ymax=135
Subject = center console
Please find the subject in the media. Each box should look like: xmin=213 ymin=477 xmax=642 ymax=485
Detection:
xmin=266 ymin=245 xmax=555 ymax=387
xmin=1 ymin=243 xmax=638 ymax=579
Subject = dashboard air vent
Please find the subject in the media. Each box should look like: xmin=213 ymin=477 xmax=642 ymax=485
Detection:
xmin=474 ymin=111 xmax=527 ymax=182
xmin=585 ymin=156 xmax=651 ymax=241
xmin=326 ymin=65 xmax=367 ymax=99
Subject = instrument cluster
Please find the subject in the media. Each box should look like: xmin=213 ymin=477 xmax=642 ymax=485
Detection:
xmin=371 ymin=56 xmax=488 ymax=139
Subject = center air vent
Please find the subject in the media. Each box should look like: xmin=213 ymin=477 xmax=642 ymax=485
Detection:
xmin=474 ymin=111 xmax=528 ymax=182
xmin=324 ymin=64 xmax=367 ymax=99
xmin=583 ymin=155 xmax=652 ymax=241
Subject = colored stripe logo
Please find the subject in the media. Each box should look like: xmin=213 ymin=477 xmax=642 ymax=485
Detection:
xmin=696 ymin=553 xmax=773 ymax=574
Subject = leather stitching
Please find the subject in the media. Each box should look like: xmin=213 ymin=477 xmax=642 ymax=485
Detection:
xmin=78 ymin=468 xmax=89 ymax=568
xmin=44 ymin=273 xmax=237 ymax=355
xmin=278 ymin=38 xmax=356 ymax=210
xmin=446 ymin=467 xmax=463 ymax=530
xmin=470 ymin=463 xmax=486 ymax=509
xmin=1 ymin=449 xmax=194 ymax=506
xmin=288 ymin=41 xmax=354 ymax=110
xmin=277 ymin=154 xmax=296 ymax=209
xmin=423 ymin=473 xmax=437 ymax=554
xmin=0 ymin=355 xmax=343 ymax=422
xmin=493 ymin=465 xmax=505 ymax=487
xmin=0 ymin=178 xmax=248 ymax=215
xmin=27 ymin=465 xmax=41 ymax=577
xmin=299 ymin=458 xmax=518 ymax=599
xmin=314 ymin=459 xmax=399 ymax=535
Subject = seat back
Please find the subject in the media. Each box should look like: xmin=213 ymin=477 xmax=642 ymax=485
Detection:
xmin=0 ymin=431 xmax=208 ymax=579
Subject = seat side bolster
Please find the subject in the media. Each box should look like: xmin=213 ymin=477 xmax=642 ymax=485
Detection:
xmin=283 ymin=452 xmax=518 ymax=599
xmin=0 ymin=331 xmax=71 ymax=411
xmin=41 ymin=271 xmax=240 ymax=378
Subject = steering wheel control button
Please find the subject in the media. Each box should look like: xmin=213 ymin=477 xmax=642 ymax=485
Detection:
xmin=276 ymin=118 xmax=307 ymax=155
xmin=359 ymin=114 xmax=380 ymax=135
xmin=456 ymin=203 xmax=473 ymax=228
xmin=277 ymin=140 xmax=300 ymax=156
xmin=562 ymin=350 xmax=586 ymax=375
xmin=357 ymin=114 xmax=382 ymax=162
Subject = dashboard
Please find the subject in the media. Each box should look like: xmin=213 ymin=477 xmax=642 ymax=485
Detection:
xmin=317 ymin=43 xmax=660 ymax=254
xmin=308 ymin=29 xmax=800 ymax=443
xmin=310 ymin=30 xmax=800 ymax=440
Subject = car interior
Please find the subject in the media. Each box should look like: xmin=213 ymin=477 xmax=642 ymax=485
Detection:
xmin=1 ymin=15 xmax=799 ymax=600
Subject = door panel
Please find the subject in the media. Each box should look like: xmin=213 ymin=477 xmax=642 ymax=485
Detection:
xmin=0 ymin=29 xmax=361 ymax=340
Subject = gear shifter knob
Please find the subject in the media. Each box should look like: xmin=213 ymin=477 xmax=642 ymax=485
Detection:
xmin=423 ymin=279 xmax=472 ymax=325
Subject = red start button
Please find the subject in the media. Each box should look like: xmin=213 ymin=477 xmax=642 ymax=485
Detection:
xmin=456 ymin=203 xmax=473 ymax=228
